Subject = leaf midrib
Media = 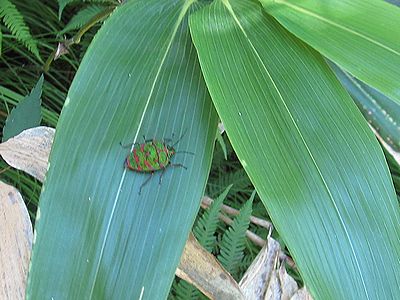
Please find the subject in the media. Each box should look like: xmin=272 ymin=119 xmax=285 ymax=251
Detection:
xmin=221 ymin=0 xmax=369 ymax=297
xmin=88 ymin=1 xmax=194 ymax=297
xmin=271 ymin=0 xmax=400 ymax=56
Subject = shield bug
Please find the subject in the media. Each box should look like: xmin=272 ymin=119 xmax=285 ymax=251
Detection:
xmin=122 ymin=133 xmax=193 ymax=194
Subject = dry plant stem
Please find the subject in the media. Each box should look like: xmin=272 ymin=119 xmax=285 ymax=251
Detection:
xmin=43 ymin=6 xmax=116 ymax=71
xmin=202 ymin=196 xmax=273 ymax=229
xmin=280 ymin=253 xmax=296 ymax=271
xmin=0 ymin=166 xmax=11 ymax=175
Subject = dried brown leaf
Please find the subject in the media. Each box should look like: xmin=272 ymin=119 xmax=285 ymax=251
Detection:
xmin=239 ymin=237 xmax=280 ymax=299
xmin=0 ymin=181 xmax=33 ymax=299
xmin=290 ymin=288 xmax=313 ymax=300
xmin=238 ymin=237 xmax=313 ymax=300
xmin=279 ymin=265 xmax=298 ymax=300
xmin=176 ymin=233 xmax=244 ymax=300
xmin=0 ymin=126 xmax=54 ymax=182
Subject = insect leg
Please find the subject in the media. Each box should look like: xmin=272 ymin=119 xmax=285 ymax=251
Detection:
xmin=120 ymin=141 xmax=141 ymax=148
xmin=142 ymin=135 xmax=155 ymax=143
xmin=139 ymin=172 xmax=154 ymax=195
xmin=170 ymin=163 xmax=187 ymax=170
xmin=120 ymin=141 xmax=133 ymax=148
xmin=163 ymin=132 xmax=176 ymax=144
xmin=163 ymin=138 xmax=172 ymax=143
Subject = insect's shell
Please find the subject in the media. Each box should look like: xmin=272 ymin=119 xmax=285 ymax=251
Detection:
xmin=125 ymin=140 xmax=175 ymax=172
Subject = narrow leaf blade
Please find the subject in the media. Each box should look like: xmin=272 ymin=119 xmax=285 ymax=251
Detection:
xmin=261 ymin=0 xmax=400 ymax=104
xmin=329 ymin=62 xmax=400 ymax=152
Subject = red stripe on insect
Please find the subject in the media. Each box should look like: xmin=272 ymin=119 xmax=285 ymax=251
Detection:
xmin=144 ymin=159 xmax=154 ymax=170
xmin=133 ymin=149 xmax=142 ymax=171
xmin=140 ymin=143 xmax=145 ymax=152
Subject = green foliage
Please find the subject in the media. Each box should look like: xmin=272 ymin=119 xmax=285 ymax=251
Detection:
xmin=207 ymin=169 xmax=252 ymax=200
xmin=0 ymin=1 xmax=398 ymax=299
xmin=193 ymin=184 xmax=232 ymax=251
xmin=0 ymin=85 xmax=58 ymax=130
xmin=60 ymin=5 xmax=106 ymax=34
xmin=0 ymin=0 xmax=39 ymax=59
xmin=58 ymin=0 xmax=116 ymax=19
xmin=171 ymin=280 xmax=203 ymax=300
xmin=215 ymin=128 xmax=227 ymax=160
xmin=206 ymin=134 xmax=253 ymax=201
xmin=329 ymin=61 xmax=400 ymax=152
xmin=0 ymin=0 xmax=94 ymax=216
xmin=2 ymin=75 xmax=43 ymax=141
xmin=217 ymin=191 xmax=255 ymax=279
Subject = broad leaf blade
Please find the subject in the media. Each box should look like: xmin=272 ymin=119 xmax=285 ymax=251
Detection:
xmin=2 ymin=75 xmax=43 ymax=142
xmin=190 ymin=0 xmax=400 ymax=298
xmin=261 ymin=0 xmax=400 ymax=104
xmin=27 ymin=0 xmax=217 ymax=298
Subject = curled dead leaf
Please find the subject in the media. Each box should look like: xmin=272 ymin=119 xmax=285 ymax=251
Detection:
xmin=239 ymin=237 xmax=280 ymax=299
xmin=0 ymin=126 xmax=55 ymax=182
xmin=239 ymin=237 xmax=313 ymax=300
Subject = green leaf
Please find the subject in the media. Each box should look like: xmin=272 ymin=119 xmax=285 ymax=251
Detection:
xmin=190 ymin=0 xmax=400 ymax=298
xmin=393 ymin=174 xmax=400 ymax=195
xmin=0 ymin=85 xmax=58 ymax=128
xmin=215 ymin=129 xmax=227 ymax=160
xmin=2 ymin=75 xmax=43 ymax=142
xmin=207 ymin=169 xmax=251 ymax=199
xmin=60 ymin=4 xmax=106 ymax=34
xmin=27 ymin=0 xmax=217 ymax=298
xmin=58 ymin=0 xmax=112 ymax=19
xmin=218 ymin=190 xmax=254 ymax=277
xmin=194 ymin=184 xmax=232 ymax=251
xmin=329 ymin=62 xmax=400 ymax=153
xmin=261 ymin=0 xmax=400 ymax=104
xmin=173 ymin=279 xmax=202 ymax=300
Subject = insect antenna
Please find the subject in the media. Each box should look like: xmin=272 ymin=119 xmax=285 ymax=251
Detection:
xmin=171 ymin=129 xmax=189 ymax=148
xmin=174 ymin=150 xmax=195 ymax=155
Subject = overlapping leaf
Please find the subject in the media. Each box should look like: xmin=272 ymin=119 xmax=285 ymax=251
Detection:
xmin=27 ymin=0 xmax=217 ymax=298
xmin=190 ymin=0 xmax=400 ymax=298
xmin=261 ymin=0 xmax=400 ymax=104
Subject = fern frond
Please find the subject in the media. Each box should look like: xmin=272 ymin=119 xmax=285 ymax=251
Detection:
xmin=217 ymin=190 xmax=255 ymax=278
xmin=173 ymin=279 xmax=202 ymax=300
xmin=0 ymin=0 xmax=39 ymax=59
xmin=194 ymin=185 xmax=232 ymax=252
xmin=58 ymin=0 xmax=115 ymax=19
xmin=207 ymin=169 xmax=251 ymax=199
xmin=60 ymin=4 xmax=106 ymax=34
